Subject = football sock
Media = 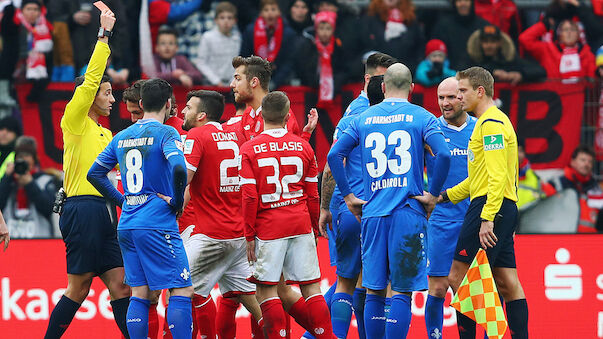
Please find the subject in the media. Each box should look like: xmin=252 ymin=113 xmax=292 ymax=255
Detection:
xmin=456 ymin=311 xmax=476 ymax=339
xmin=506 ymin=299 xmax=528 ymax=339
xmin=44 ymin=295 xmax=81 ymax=339
xmin=353 ymin=288 xmax=367 ymax=339
xmin=331 ymin=292 xmax=354 ymax=338
xmin=288 ymin=297 xmax=312 ymax=332
xmin=148 ymin=303 xmax=158 ymax=339
xmin=302 ymin=281 xmax=337 ymax=339
xmin=425 ymin=294 xmax=445 ymax=339
xmin=216 ymin=296 xmax=239 ymax=339
xmin=364 ymin=294 xmax=386 ymax=339
xmin=251 ymin=315 xmax=265 ymax=339
xmin=167 ymin=296 xmax=192 ymax=339
xmin=384 ymin=297 xmax=391 ymax=318
xmin=111 ymin=297 xmax=131 ymax=339
xmin=162 ymin=303 xmax=173 ymax=339
xmin=385 ymin=294 xmax=412 ymax=339
xmin=126 ymin=297 xmax=149 ymax=339
xmin=261 ymin=298 xmax=288 ymax=339
xmin=306 ymin=294 xmax=334 ymax=338
xmin=193 ymin=294 xmax=216 ymax=339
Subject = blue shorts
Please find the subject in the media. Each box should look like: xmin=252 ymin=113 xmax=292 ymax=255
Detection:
xmin=361 ymin=206 xmax=428 ymax=293
xmin=327 ymin=205 xmax=338 ymax=266
xmin=118 ymin=229 xmax=192 ymax=291
xmin=427 ymin=219 xmax=463 ymax=276
xmin=59 ymin=196 xmax=123 ymax=276
xmin=334 ymin=206 xmax=362 ymax=279
xmin=454 ymin=196 xmax=518 ymax=268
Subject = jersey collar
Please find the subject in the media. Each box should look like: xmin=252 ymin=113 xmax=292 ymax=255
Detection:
xmin=136 ymin=118 xmax=161 ymax=125
xmin=226 ymin=116 xmax=242 ymax=125
xmin=250 ymin=106 xmax=262 ymax=118
xmin=261 ymin=128 xmax=287 ymax=138
xmin=383 ymin=98 xmax=408 ymax=103
xmin=439 ymin=114 xmax=469 ymax=132
xmin=359 ymin=91 xmax=368 ymax=100
xmin=206 ymin=121 xmax=223 ymax=130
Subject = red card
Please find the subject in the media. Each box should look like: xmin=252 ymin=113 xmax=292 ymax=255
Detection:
xmin=93 ymin=1 xmax=110 ymax=12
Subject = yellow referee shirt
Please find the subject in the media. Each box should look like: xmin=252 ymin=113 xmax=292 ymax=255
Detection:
xmin=61 ymin=41 xmax=113 ymax=197
xmin=447 ymin=105 xmax=518 ymax=221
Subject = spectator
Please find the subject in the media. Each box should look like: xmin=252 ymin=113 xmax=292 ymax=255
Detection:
xmin=520 ymin=18 xmax=596 ymax=81
xmin=598 ymin=45 xmax=603 ymax=78
xmin=542 ymin=0 xmax=603 ymax=51
xmin=467 ymin=25 xmax=547 ymax=84
xmin=431 ymin=0 xmax=489 ymax=70
xmin=105 ymin=57 xmax=130 ymax=85
xmin=517 ymin=143 xmax=555 ymax=211
xmin=296 ymin=11 xmax=347 ymax=104
xmin=147 ymin=0 xmax=203 ymax=52
xmin=0 ymin=117 xmax=22 ymax=179
xmin=240 ymin=0 xmax=298 ymax=89
xmin=473 ymin=0 xmax=521 ymax=42
xmin=194 ymin=2 xmax=241 ymax=86
xmin=154 ymin=26 xmax=203 ymax=88
xmin=47 ymin=0 xmax=75 ymax=82
xmin=415 ymin=39 xmax=456 ymax=87
xmin=548 ymin=145 xmax=603 ymax=232
xmin=287 ymin=0 xmax=313 ymax=36
xmin=364 ymin=0 xmax=424 ymax=72
xmin=0 ymin=136 xmax=58 ymax=239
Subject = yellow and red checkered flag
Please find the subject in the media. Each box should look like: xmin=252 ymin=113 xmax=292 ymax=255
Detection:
xmin=450 ymin=248 xmax=508 ymax=339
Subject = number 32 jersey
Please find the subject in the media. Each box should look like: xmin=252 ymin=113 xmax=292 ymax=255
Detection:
xmin=239 ymin=128 xmax=319 ymax=241
xmin=95 ymin=119 xmax=185 ymax=231
xmin=341 ymin=98 xmax=443 ymax=218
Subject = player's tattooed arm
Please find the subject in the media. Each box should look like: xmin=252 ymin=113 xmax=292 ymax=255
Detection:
xmin=320 ymin=163 xmax=336 ymax=210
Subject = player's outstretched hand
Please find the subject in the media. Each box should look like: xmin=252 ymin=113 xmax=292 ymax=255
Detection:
xmin=302 ymin=108 xmax=319 ymax=134
xmin=99 ymin=9 xmax=116 ymax=32
xmin=318 ymin=208 xmax=332 ymax=239
xmin=246 ymin=240 xmax=256 ymax=263
xmin=344 ymin=193 xmax=366 ymax=223
xmin=412 ymin=191 xmax=437 ymax=218
xmin=0 ymin=214 xmax=9 ymax=252
xmin=479 ymin=220 xmax=497 ymax=249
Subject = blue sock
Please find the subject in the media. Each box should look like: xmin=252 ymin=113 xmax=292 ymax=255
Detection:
xmin=44 ymin=295 xmax=80 ymax=339
xmin=425 ymin=295 xmax=445 ymax=339
xmin=110 ymin=297 xmax=131 ymax=339
xmin=385 ymin=294 xmax=412 ymax=339
xmin=384 ymin=297 xmax=392 ymax=318
xmin=364 ymin=294 xmax=386 ymax=339
xmin=331 ymin=292 xmax=354 ymax=338
xmin=353 ymin=288 xmax=367 ymax=339
xmin=167 ymin=296 xmax=192 ymax=339
xmin=303 ymin=281 xmax=338 ymax=339
xmin=127 ymin=297 xmax=149 ymax=339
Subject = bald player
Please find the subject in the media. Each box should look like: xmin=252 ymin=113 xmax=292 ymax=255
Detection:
xmin=328 ymin=63 xmax=450 ymax=338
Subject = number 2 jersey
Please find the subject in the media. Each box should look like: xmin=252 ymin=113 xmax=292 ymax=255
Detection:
xmin=239 ymin=128 xmax=320 ymax=241
xmin=95 ymin=119 xmax=185 ymax=231
xmin=184 ymin=121 xmax=244 ymax=239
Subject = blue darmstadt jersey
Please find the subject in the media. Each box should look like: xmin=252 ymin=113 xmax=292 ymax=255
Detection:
xmin=342 ymin=98 xmax=443 ymax=218
xmin=426 ymin=115 xmax=476 ymax=221
xmin=95 ymin=119 xmax=185 ymax=231
xmin=343 ymin=91 xmax=369 ymax=117
xmin=330 ymin=114 xmax=365 ymax=211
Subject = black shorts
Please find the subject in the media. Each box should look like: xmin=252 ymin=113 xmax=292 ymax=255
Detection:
xmin=454 ymin=196 xmax=518 ymax=268
xmin=59 ymin=196 xmax=123 ymax=275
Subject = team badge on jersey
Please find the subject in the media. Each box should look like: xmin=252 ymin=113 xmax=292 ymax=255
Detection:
xmin=483 ymin=134 xmax=504 ymax=151
xmin=183 ymin=139 xmax=194 ymax=155
xmin=468 ymin=149 xmax=475 ymax=162
xmin=174 ymin=140 xmax=184 ymax=152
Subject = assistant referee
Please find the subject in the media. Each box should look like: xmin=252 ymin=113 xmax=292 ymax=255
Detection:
xmin=44 ymin=9 xmax=130 ymax=339
xmin=442 ymin=67 xmax=528 ymax=339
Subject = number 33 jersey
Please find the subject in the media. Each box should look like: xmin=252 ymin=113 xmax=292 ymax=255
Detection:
xmin=239 ymin=128 xmax=319 ymax=241
xmin=341 ymin=99 xmax=443 ymax=218
xmin=95 ymin=119 xmax=185 ymax=231
xmin=184 ymin=121 xmax=244 ymax=239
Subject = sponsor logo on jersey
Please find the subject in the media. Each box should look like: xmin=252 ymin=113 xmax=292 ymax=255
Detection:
xmin=484 ymin=134 xmax=504 ymax=151
xmin=183 ymin=140 xmax=194 ymax=155
xmin=450 ymin=148 xmax=468 ymax=156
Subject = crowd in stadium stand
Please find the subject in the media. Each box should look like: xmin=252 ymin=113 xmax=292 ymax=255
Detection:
xmin=0 ymin=0 xmax=601 ymax=237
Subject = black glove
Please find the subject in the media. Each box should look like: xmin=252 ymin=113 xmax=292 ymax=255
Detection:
xmin=426 ymin=62 xmax=444 ymax=79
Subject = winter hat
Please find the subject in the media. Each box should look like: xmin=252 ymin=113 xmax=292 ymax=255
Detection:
xmin=315 ymin=10 xmax=337 ymax=29
xmin=596 ymin=45 xmax=603 ymax=68
xmin=479 ymin=24 xmax=501 ymax=40
xmin=425 ymin=39 xmax=447 ymax=57
xmin=0 ymin=117 xmax=23 ymax=137
xmin=21 ymin=0 xmax=41 ymax=9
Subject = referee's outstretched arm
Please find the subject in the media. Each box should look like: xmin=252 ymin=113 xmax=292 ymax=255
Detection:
xmin=61 ymin=10 xmax=116 ymax=135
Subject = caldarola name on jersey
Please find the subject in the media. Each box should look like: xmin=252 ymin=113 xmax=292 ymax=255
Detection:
xmin=253 ymin=141 xmax=304 ymax=153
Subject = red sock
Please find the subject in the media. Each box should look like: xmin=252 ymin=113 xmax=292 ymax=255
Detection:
xmin=305 ymin=295 xmax=333 ymax=339
xmin=193 ymin=294 xmax=216 ymax=339
xmin=251 ymin=314 xmax=265 ymax=339
xmin=216 ymin=296 xmax=239 ymax=339
xmin=287 ymin=297 xmax=313 ymax=332
xmin=148 ymin=303 xmax=159 ymax=339
xmin=285 ymin=311 xmax=291 ymax=339
xmin=162 ymin=304 xmax=172 ymax=339
xmin=260 ymin=298 xmax=288 ymax=339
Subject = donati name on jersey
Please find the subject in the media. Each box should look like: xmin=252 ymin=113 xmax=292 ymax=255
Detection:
xmin=371 ymin=177 xmax=408 ymax=191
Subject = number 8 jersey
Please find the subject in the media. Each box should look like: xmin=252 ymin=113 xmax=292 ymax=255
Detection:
xmin=340 ymin=98 xmax=443 ymax=218
xmin=239 ymin=128 xmax=320 ymax=241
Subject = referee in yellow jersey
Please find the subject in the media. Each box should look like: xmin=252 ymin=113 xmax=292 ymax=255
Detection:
xmin=443 ymin=67 xmax=528 ymax=339
xmin=44 ymin=9 xmax=131 ymax=339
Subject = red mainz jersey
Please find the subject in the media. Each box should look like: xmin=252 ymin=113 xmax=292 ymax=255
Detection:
xmin=184 ymin=121 xmax=243 ymax=239
xmin=239 ymin=106 xmax=304 ymax=142
xmin=239 ymin=128 xmax=319 ymax=241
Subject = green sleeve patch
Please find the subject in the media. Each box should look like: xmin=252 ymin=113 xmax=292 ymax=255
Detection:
xmin=483 ymin=134 xmax=504 ymax=151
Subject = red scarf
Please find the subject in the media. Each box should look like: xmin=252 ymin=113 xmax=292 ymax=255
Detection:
xmin=253 ymin=16 xmax=283 ymax=62
xmin=564 ymin=166 xmax=592 ymax=189
xmin=559 ymin=45 xmax=583 ymax=79
xmin=15 ymin=8 xmax=53 ymax=80
xmin=315 ymin=11 xmax=337 ymax=103
xmin=384 ymin=8 xmax=406 ymax=41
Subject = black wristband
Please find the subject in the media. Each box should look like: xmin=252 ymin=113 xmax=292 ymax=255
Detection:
xmin=441 ymin=191 xmax=450 ymax=203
